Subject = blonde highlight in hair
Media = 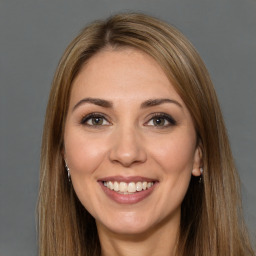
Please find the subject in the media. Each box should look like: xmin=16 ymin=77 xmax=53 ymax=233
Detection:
xmin=38 ymin=13 xmax=255 ymax=255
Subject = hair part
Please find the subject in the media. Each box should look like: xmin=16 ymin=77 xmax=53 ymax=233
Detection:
xmin=38 ymin=12 xmax=255 ymax=255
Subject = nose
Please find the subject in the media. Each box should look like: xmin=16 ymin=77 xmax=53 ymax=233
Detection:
xmin=109 ymin=126 xmax=147 ymax=167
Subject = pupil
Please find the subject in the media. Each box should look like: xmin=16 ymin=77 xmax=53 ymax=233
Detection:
xmin=92 ymin=117 xmax=103 ymax=125
xmin=154 ymin=118 xmax=164 ymax=126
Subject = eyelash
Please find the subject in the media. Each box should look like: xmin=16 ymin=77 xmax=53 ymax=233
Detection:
xmin=80 ymin=112 xmax=177 ymax=128
xmin=146 ymin=113 xmax=177 ymax=128
xmin=80 ymin=113 xmax=110 ymax=126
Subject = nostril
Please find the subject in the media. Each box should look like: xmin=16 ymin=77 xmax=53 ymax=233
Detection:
xmin=109 ymin=145 xmax=147 ymax=167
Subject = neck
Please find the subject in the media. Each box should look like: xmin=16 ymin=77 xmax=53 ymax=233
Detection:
xmin=97 ymin=214 xmax=180 ymax=256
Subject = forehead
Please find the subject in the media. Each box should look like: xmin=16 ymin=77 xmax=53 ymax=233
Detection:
xmin=70 ymin=48 xmax=183 ymax=105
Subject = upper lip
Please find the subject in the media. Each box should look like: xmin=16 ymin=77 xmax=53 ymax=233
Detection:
xmin=98 ymin=176 xmax=157 ymax=183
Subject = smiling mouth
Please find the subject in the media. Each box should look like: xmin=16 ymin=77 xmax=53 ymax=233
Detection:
xmin=103 ymin=181 xmax=155 ymax=194
xmin=98 ymin=177 xmax=158 ymax=204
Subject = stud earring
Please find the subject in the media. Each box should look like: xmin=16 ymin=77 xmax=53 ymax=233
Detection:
xmin=65 ymin=161 xmax=71 ymax=182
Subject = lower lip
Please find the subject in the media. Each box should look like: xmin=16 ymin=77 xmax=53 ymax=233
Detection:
xmin=99 ymin=182 xmax=157 ymax=204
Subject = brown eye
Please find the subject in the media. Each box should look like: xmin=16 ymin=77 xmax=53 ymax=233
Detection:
xmin=81 ymin=114 xmax=110 ymax=126
xmin=91 ymin=117 xmax=104 ymax=125
xmin=146 ymin=113 xmax=177 ymax=128
xmin=152 ymin=117 xmax=166 ymax=126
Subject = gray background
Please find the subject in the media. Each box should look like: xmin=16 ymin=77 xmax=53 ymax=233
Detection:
xmin=0 ymin=0 xmax=255 ymax=255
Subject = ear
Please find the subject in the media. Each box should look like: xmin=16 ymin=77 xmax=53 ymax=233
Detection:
xmin=191 ymin=145 xmax=203 ymax=177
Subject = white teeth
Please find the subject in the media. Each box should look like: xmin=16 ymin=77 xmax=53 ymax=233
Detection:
xmin=147 ymin=182 xmax=153 ymax=189
xmin=128 ymin=182 xmax=136 ymax=193
xmin=108 ymin=181 xmax=114 ymax=190
xmin=119 ymin=182 xmax=128 ymax=192
xmin=113 ymin=181 xmax=119 ymax=191
xmin=103 ymin=181 xmax=154 ymax=193
xmin=136 ymin=182 xmax=142 ymax=191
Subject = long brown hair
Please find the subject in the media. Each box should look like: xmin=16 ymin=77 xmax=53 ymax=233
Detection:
xmin=38 ymin=13 xmax=255 ymax=255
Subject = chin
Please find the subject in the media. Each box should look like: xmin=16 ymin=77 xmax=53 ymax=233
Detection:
xmin=96 ymin=211 xmax=163 ymax=237
xmin=100 ymin=221 xmax=152 ymax=237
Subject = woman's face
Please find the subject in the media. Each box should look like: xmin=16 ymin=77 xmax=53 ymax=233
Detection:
xmin=64 ymin=48 xmax=201 ymax=236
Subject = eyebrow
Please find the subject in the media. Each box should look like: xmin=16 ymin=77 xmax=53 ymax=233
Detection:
xmin=140 ymin=98 xmax=182 ymax=108
xmin=72 ymin=97 xmax=113 ymax=111
xmin=72 ymin=97 xmax=182 ymax=112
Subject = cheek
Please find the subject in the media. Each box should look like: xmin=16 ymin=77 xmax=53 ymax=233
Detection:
xmin=149 ymin=133 xmax=196 ymax=213
xmin=64 ymin=130 xmax=109 ymax=216
xmin=150 ymin=132 xmax=196 ymax=176
xmin=64 ymin=130 xmax=108 ymax=175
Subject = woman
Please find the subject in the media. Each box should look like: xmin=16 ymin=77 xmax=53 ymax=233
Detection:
xmin=38 ymin=13 xmax=255 ymax=255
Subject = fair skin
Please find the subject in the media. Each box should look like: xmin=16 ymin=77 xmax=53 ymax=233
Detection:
xmin=64 ymin=48 xmax=202 ymax=256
